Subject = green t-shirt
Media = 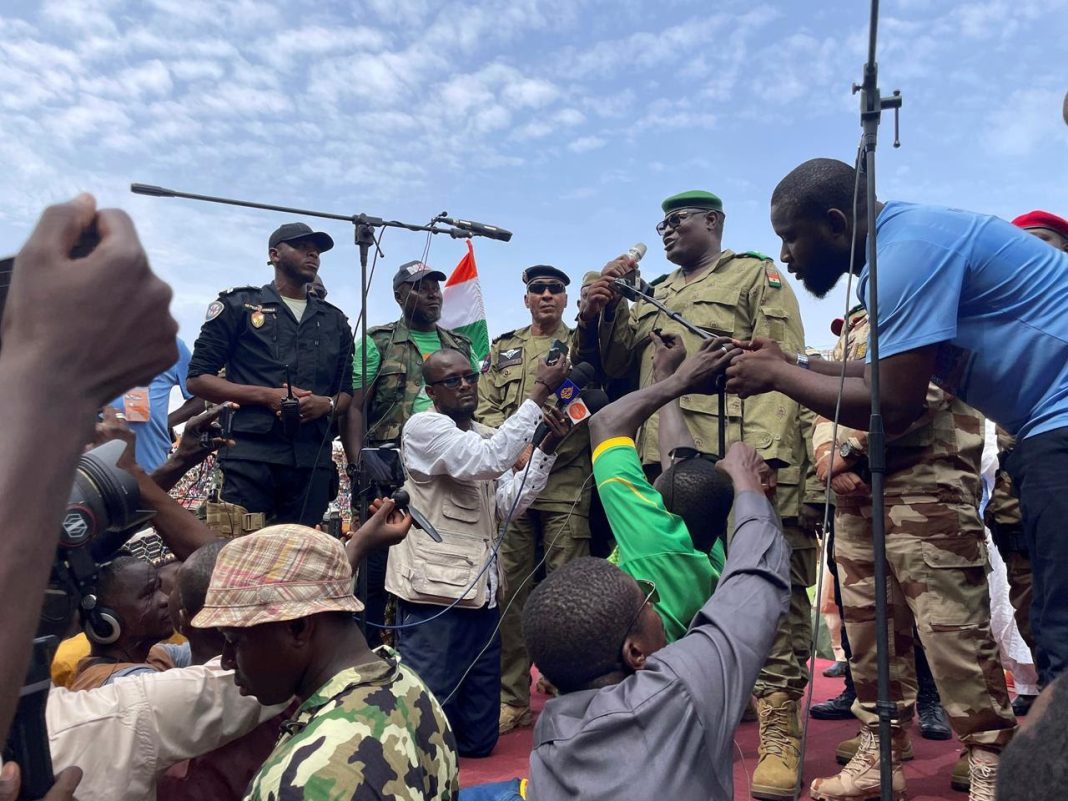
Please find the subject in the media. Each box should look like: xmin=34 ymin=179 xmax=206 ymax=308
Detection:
xmin=594 ymin=436 xmax=726 ymax=643
xmin=352 ymin=331 xmax=480 ymax=414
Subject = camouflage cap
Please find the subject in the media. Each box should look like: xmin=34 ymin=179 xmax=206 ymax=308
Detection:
xmin=580 ymin=270 xmax=602 ymax=287
xmin=661 ymin=190 xmax=723 ymax=214
xmin=191 ymin=525 xmax=363 ymax=629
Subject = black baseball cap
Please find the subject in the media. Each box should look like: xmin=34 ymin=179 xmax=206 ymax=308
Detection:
xmin=268 ymin=222 xmax=334 ymax=253
xmin=393 ymin=260 xmax=446 ymax=289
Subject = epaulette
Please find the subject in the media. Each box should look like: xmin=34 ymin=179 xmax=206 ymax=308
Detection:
xmin=647 ymin=273 xmax=669 ymax=288
xmin=218 ymin=285 xmax=258 ymax=297
xmin=491 ymin=329 xmax=517 ymax=344
xmin=368 ymin=322 xmax=397 ymax=335
xmin=738 ymin=250 xmax=773 ymax=261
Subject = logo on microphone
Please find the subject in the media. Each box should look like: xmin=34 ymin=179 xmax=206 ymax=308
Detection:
xmin=567 ymin=399 xmax=592 ymax=424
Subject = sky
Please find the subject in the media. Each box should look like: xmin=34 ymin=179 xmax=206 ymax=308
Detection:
xmin=1 ymin=0 xmax=1066 ymax=352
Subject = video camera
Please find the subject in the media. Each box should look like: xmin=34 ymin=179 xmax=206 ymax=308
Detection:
xmin=4 ymin=440 xmax=154 ymax=799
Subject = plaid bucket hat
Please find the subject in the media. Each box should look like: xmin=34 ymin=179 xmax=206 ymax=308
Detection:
xmin=191 ymin=525 xmax=363 ymax=629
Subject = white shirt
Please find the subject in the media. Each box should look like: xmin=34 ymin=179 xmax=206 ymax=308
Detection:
xmin=402 ymin=399 xmax=557 ymax=605
xmin=45 ymin=659 xmax=285 ymax=801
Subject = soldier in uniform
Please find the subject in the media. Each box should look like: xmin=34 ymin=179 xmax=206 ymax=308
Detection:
xmin=191 ymin=524 xmax=458 ymax=801
xmin=476 ymin=265 xmax=593 ymax=734
xmin=577 ymin=190 xmax=812 ymax=800
xmin=341 ymin=260 xmax=478 ymax=642
xmin=807 ymin=307 xmax=1015 ymax=801
xmin=187 ymin=222 xmax=353 ymax=529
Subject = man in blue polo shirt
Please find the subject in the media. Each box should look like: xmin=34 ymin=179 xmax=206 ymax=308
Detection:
xmin=726 ymin=158 xmax=1068 ymax=703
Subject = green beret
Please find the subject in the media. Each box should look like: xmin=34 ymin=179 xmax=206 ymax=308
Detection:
xmin=661 ymin=190 xmax=723 ymax=214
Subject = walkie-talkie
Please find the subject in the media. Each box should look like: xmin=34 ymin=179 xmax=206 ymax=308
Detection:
xmin=280 ymin=366 xmax=301 ymax=439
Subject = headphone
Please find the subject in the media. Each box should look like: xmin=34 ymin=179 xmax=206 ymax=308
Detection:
xmin=82 ymin=592 xmax=123 ymax=645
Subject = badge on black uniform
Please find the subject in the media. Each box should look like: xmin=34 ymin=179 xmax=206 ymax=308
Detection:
xmin=251 ymin=311 xmax=265 ymax=328
xmin=205 ymin=300 xmax=224 ymax=321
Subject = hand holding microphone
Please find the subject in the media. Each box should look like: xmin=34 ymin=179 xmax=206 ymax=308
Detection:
xmin=579 ymin=243 xmax=647 ymax=323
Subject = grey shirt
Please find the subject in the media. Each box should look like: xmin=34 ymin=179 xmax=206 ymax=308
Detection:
xmin=528 ymin=491 xmax=790 ymax=801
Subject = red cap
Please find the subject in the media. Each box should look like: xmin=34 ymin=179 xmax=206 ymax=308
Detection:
xmin=830 ymin=318 xmax=844 ymax=337
xmin=1011 ymin=210 xmax=1068 ymax=238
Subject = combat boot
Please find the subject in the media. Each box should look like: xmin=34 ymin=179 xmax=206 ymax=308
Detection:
xmin=811 ymin=727 xmax=907 ymax=801
xmin=835 ymin=728 xmax=913 ymax=765
xmin=751 ymin=692 xmax=802 ymax=800
xmin=951 ymin=750 xmax=970 ymax=792
xmin=967 ymin=747 xmax=999 ymax=801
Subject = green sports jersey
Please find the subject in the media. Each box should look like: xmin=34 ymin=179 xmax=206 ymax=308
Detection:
xmin=594 ymin=437 xmax=725 ymax=643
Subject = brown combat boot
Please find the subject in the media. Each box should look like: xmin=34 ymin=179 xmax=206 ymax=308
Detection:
xmin=811 ymin=727 xmax=907 ymax=801
xmin=951 ymin=749 xmax=970 ymax=792
xmin=967 ymin=747 xmax=998 ymax=801
xmin=751 ymin=692 xmax=802 ymax=800
xmin=836 ymin=728 xmax=914 ymax=765
xmin=498 ymin=703 xmax=532 ymax=735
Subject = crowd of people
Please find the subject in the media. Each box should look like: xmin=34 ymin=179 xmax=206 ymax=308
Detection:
xmin=2 ymin=152 xmax=1068 ymax=801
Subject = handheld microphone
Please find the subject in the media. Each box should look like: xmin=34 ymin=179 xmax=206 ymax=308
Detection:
xmin=622 ymin=242 xmax=647 ymax=264
xmin=390 ymin=489 xmax=443 ymax=543
xmin=531 ymin=363 xmax=597 ymax=446
xmin=617 ymin=242 xmax=650 ymax=298
xmin=435 ymin=214 xmax=513 ymax=243
xmin=564 ymin=388 xmax=610 ymax=425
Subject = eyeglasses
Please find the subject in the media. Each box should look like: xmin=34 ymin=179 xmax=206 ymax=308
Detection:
xmin=429 ymin=372 xmax=480 ymax=389
xmin=655 ymin=208 xmax=712 ymax=236
xmin=526 ymin=281 xmax=567 ymax=295
xmin=618 ymin=578 xmax=659 ymax=659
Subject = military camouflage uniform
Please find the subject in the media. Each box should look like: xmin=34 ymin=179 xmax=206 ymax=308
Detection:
xmin=985 ymin=425 xmax=1034 ymax=649
xmin=811 ymin=309 xmax=1016 ymax=749
xmin=589 ymin=250 xmax=814 ymax=701
xmin=244 ymin=646 xmax=458 ymax=801
xmin=476 ymin=322 xmax=592 ymax=709
xmin=362 ymin=321 xmax=473 ymax=448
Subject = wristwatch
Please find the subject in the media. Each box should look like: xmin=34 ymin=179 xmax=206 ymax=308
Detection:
xmin=840 ymin=440 xmax=859 ymax=459
xmin=796 ymin=352 xmax=811 ymax=370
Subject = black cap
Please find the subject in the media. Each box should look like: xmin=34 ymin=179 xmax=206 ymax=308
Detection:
xmin=521 ymin=265 xmax=570 ymax=286
xmin=393 ymin=260 xmax=446 ymax=289
xmin=268 ymin=222 xmax=334 ymax=253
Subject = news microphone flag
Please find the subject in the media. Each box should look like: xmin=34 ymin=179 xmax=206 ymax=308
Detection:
xmin=440 ymin=240 xmax=489 ymax=362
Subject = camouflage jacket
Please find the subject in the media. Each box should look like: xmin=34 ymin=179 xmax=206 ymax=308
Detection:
xmin=363 ymin=321 xmax=472 ymax=448
xmin=476 ymin=321 xmax=591 ymax=515
xmin=244 ymin=647 xmax=458 ymax=801
xmin=811 ymin=308 xmax=984 ymax=505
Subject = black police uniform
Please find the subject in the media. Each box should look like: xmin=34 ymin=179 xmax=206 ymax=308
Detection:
xmin=187 ymin=282 xmax=354 ymax=526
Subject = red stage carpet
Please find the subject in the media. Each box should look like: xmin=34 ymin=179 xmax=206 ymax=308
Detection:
xmin=460 ymin=659 xmax=974 ymax=800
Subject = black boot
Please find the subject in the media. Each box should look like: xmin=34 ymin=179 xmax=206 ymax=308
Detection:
xmin=916 ymin=647 xmax=952 ymax=740
xmin=811 ymin=661 xmax=857 ymax=720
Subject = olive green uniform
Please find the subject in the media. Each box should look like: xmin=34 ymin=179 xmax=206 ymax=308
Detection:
xmin=476 ymin=322 xmax=592 ymax=709
xmin=590 ymin=249 xmax=813 ymax=700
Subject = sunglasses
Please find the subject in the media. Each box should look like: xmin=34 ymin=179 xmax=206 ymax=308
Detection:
xmin=618 ymin=578 xmax=659 ymax=658
xmin=527 ymin=281 xmax=567 ymax=295
xmin=656 ymin=208 xmax=713 ymax=236
xmin=429 ymin=372 xmax=480 ymax=389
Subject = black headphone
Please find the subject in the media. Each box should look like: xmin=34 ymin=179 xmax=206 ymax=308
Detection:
xmin=82 ymin=593 xmax=123 ymax=645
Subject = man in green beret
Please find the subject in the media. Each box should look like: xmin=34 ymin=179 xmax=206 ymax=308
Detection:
xmin=577 ymin=190 xmax=813 ymax=801
xmin=477 ymin=264 xmax=594 ymax=735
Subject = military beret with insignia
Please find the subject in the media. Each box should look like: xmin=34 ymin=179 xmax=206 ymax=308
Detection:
xmin=661 ymin=190 xmax=723 ymax=214
xmin=521 ymin=265 xmax=570 ymax=286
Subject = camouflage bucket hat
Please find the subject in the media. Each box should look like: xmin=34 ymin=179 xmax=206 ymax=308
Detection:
xmin=191 ymin=525 xmax=363 ymax=629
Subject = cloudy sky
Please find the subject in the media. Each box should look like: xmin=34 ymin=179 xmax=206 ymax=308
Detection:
xmin=2 ymin=0 xmax=1066 ymax=350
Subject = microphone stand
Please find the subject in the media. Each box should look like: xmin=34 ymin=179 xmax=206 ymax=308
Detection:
xmin=853 ymin=3 xmax=902 ymax=799
xmin=612 ymin=279 xmax=728 ymax=457
xmin=130 ymin=183 xmax=501 ymax=632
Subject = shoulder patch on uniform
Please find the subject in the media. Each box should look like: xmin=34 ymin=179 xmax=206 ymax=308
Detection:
xmin=205 ymin=300 xmax=225 ymax=321
xmin=764 ymin=265 xmax=782 ymax=288
xmin=497 ymin=347 xmax=523 ymax=369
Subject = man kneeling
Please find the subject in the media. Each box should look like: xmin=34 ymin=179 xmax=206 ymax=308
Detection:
xmin=522 ymin=347 xmax=790 ymax=801
xmin=192 ymin=524 xmax=458 ymax=800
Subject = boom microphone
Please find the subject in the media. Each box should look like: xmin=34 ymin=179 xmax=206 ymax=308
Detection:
xmin=435 ymin=214 xmax=513 ymax=242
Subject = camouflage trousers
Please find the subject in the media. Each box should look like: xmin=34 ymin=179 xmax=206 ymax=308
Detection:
xmin=836 ymin=499 xmax=1017 ymax=749
xmin=752 ymin=523 xmax=818 ymax=700
xmin=499 ymin=508 xmax=590 ymax=708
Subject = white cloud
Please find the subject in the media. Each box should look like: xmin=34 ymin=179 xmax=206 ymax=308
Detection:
xmin=568 ymin=135 xmax=606 ymax=153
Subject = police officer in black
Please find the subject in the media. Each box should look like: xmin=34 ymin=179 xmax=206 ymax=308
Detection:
xmin=187 ymin=222 xmax=354 ymax=526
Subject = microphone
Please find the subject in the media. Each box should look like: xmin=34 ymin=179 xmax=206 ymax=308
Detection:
xmin=623 ymin=242 xmax=647 ymax=264
xmin=531 ymin=363 xmax=598 ymax=446
xmin=130 ymin=183 xmax=177 ymax=197
xmin=616 ymin=242 xmax=651 ymax=298
xmin=435 ymin=214 xmax=513 ymax=243
xmin=390 ymin=489 xmax=443 ymax=543
xmin=563 ymin=388 xmax=610 ymax=425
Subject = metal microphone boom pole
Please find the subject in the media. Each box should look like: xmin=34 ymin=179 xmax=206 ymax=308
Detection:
xmin=612 ymin=279 xmax=728 ymax=457
xmin=853 ymin=2 xmax=903 ymax=799
xmin=130 ymin=183 xmax=512 ymax=632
